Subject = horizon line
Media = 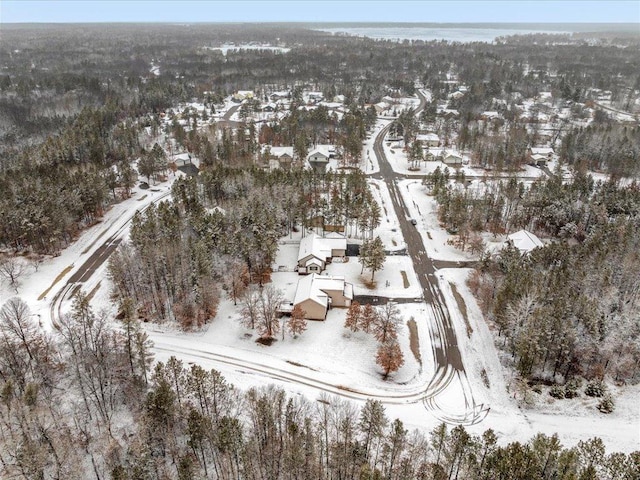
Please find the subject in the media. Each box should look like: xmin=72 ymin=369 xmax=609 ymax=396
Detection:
xmin=2 ymin=21 xmax=638 ymax=25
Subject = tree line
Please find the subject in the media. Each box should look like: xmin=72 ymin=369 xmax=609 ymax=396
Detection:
xmin=424 ymin=169 xmax=640 ymax=386
xmin=0 ymin=294 xmax=637 ymax=479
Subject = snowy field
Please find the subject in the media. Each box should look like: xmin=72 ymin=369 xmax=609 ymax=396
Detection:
xmin=147 ymin=298 xmax=432 ymax=396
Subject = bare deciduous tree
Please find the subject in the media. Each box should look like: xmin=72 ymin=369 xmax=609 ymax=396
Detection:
xmin=287 ymin=305 xmax=307 ymax=338
xmin=373 ymin=302 xmax=400 ymax=343
xmin=344 ymin=301 xmax=361 ymax=332
xmin=0 ymin=256 xmax=27 ymax=293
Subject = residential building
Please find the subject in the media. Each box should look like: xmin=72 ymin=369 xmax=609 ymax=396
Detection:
xmin=293 ymin=274 xmax=354 ymax=320
xmin=507 ymin=230 xmax=544 ymax=255
xmin=297 ymin=233 xmax=347 ymax=274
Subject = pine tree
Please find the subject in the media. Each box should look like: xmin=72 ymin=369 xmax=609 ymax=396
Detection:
xmin=365 ymin=236 xmax=386 ymax=281
xmin=359 ymin=399 xmax=388 ymax=462
xmin=344 ymin=301 xmax=362 ymax=332
xmin=359 ymin=239 xmax=370 ymax=274
xmin=376 ymin=341 xmax=404 ymax=379
xmin=287 ymin=305 xmax=307 ymax=338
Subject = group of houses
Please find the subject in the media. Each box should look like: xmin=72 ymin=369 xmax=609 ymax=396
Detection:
xmin=283 ymin=233 xmax=353 ymax=321
xmin=262 ymin=144 xmax=337 ymax=173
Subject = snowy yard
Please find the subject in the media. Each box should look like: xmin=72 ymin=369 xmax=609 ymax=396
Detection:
xmin=398 ymin=179 xmax=477 ymax=262
xmin=146 ymin=298 xmax=432 ymax=396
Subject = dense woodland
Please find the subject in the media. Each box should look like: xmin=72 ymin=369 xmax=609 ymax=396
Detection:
xmin=426 ymin=171 xmax=640 ymax=386
xmin=0 ymin=295 xmax=638 ymax=479
xmin=1 ymin=25 xmax=639 ymax=253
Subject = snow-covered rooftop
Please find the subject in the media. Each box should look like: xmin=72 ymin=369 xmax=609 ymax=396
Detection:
xmin=507 ymin=230 xmax=544 ymax=254
xmin=298 ymin=233 xmax=346 ymax=263
xmin=293 ymin=273 xmax=351 ymax=308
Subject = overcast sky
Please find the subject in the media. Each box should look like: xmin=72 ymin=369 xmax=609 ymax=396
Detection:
xmin=1 ymin=0 xmax=639 ymax=23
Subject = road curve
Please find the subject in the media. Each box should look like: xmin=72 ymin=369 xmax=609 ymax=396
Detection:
xmin=372 ymin=89 xmax=487 ymax=424
xmin=49 ymin=191 xmax=171 ymax=329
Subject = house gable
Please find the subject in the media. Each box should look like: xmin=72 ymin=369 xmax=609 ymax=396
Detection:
xmin=293 ymin=274 xmax=353 ymax=320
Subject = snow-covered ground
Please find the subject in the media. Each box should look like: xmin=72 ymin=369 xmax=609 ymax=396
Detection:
xmin=382 ymin=136 xmax=547 ymax=179
xmin=436 ymin=268 xmax=640 ymax=453
xmin=147 ymin=298 xmax=431 ymax=395
xmin=0 ymin=174 xmax=179 ymax=330
xmin=367 ymin=178 xmax=406 ymax=250
xmin=398 ymin=179 xmax=477 ymax=262
xmin=3 ymin=95 xmax=638 ymax=456
xmin=361 ymin=119 xmax=392 ymax=174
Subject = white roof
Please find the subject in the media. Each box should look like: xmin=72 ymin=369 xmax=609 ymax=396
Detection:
xmin=319 ymin=101 xmax=342 ymax=109
xmin=482 ymin=111 xmax=501 ymax=118
xmin=264 ymin=146 xmax=294 ymax=158
xmin=305 ymin=257 xmax=323 ymax=267
xmin=443 ymin=149 xmax=462 ymax=159
xmin=307 ymin=146 xmax=330 ymax=160
xmin=507 ymin=230 xmax=543 ymax=254
xmin=530 ymin=147 xmax=554 ymax=155
xmin=298 ymin=233 xmax=346 ymax=263
xmin=293 ymin=273 xmax=351 ymax=307
xmin=416 ymin=133 xmax=439 ymax=142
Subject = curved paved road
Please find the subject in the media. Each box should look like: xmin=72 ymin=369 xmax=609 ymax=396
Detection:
xmin=372 ymin=90 xmax=487 ymax=424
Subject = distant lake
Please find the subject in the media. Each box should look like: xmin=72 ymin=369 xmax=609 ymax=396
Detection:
xmin=315 ymin=27 xmax=570 ymax=43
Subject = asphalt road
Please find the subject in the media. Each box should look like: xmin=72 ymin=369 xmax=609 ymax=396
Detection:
xmin=371 ymin=90 xmax=487 ymax=423
xmin=50 ymin=191 xmax=171 ymax=327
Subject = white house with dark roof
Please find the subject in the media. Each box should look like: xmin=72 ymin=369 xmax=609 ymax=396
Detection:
xmin=293 ymin=274 xmax=353 ymax=320
xmin=297 ymin=233 xmax=347 ymax=274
